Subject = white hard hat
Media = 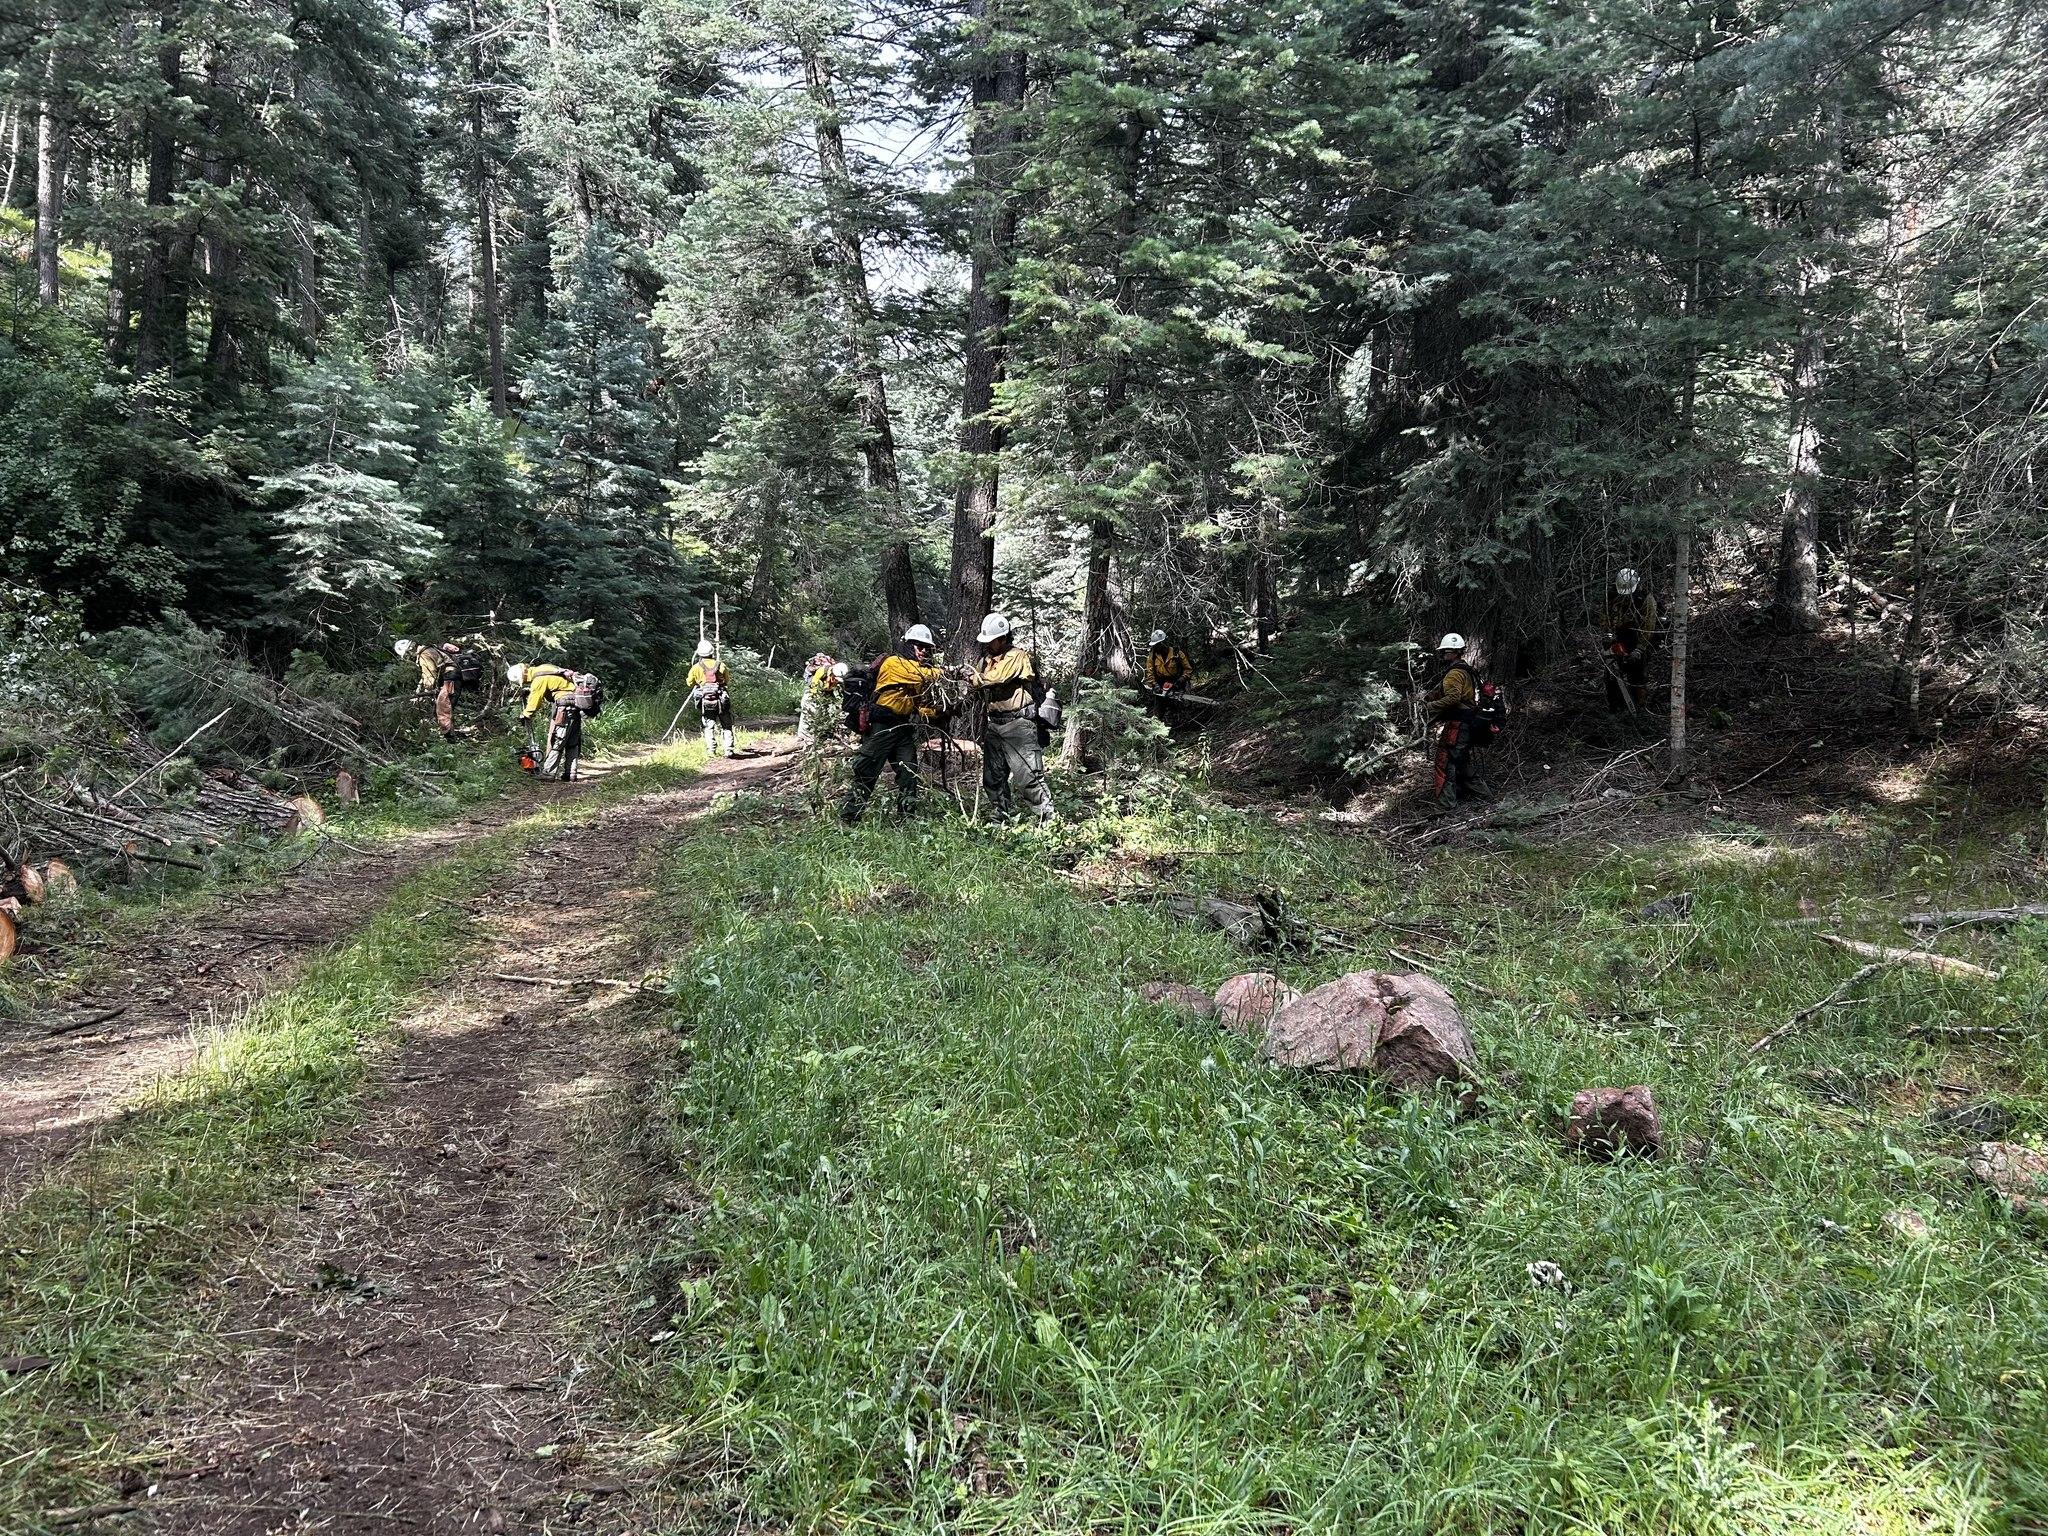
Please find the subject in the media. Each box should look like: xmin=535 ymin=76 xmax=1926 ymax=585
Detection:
xmin=1615 ymin=567 xmax=1640 ymax=595
xmin=1437 ymin=632 xmax=1466 ymax=651
xmin=506 ymin=663 xmax=526 ymax=686
xmin=393 ymin=638 xmax=415 ymax=658
xmin=832 ymin=661 xmax=849 ymax=680
xmin=978 ymin=612 xmax=1011 ymax=643
xmin=695 ymin=639 xmax=715 ymax=659
xmin=1149 ymin=630 xmax=1167 ymax=647
xmin=903 ymin=623 xmax=936 ymax=646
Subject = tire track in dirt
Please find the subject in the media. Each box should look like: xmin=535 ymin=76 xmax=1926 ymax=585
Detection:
xmin=0 ymin=756 xmax=652 ymax=1193
xmin=115 ymin=744 xmax=791 ymax=1535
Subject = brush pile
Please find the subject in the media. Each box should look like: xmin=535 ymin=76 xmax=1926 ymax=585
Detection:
xmin=0 ymin=615 xmax=408 ymax=927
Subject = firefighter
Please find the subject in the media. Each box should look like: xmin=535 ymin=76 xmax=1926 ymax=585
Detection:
xmin=1144 ymin=630 xmax=1194 ymax=696
xmin=1602 ymin=567 xmax=1660 ymax=715
xmin=842 ymin=624 xmax=945 ymax=824
xmin=684 ymin=639 xmax=736 ymax=759
xmin=395 ymin=637 xmax=471 ymax=737
xmin=508 ymin=662 xmax=580 ymax=780
xmin=973 ymin=612 xmax=1054 ymax=824
xmin=798 ymin=652 xmax=840 ymax=745
xmin=1423 ymin=633 xmax=1482 ymax=806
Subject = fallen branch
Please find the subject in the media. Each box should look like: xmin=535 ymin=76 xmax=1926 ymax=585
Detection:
xmin=1749 ymin=962 xmax=1890 ymax=1055
xmin=43 ymin=1005 xmax=129 ymax=1039
xmin=109 ymin=708 xmax=233 ymax=803
xmin=1721 ymin=748 xmax=1800 ymax=798
xmin=1900 ymin=904 xmax=2048 ymax=931
xmin=1819 ymin=932 xmax=2001 ymax=981
xmin=490 ymin=971 xmax=648 ymax=993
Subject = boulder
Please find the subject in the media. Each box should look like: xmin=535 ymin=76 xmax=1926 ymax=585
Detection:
xmin=1965 ymin=1141 xmax=2048 ymax=1219
xmin=1564 ymin=1085 xmax=1663 ymax=1160
xmin=1139 ymin=981 xmax=1216 ymax=1019
xmin=1213 ymin=972 xmax=1299 ymax=1036
xmin=1258 ymin=971 xmax=1477 ymax=1093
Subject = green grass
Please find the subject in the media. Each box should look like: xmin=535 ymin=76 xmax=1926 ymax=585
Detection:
xmin=634 ymin=793 xmax=2047 ymax=1533
xmin=0 ymin=743 xmax=706 ymax=1528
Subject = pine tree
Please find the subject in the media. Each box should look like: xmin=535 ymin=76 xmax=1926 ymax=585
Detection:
xmin=522 ymin=227 xmax=691 ymax=677
xmin=259 ymin=348 xmax=438 ymax=635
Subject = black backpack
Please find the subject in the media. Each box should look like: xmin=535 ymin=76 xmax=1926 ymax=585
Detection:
xmin=445 ymin=647 xmax=484 ymax=692
xmin=841 ymin=663 xmax=876 ymax=736
xmin=570 ymin=671 xmax=604 ymax=717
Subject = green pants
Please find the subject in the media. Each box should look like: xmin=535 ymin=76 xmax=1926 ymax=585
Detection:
xmin=982 ymin=712 xmax=1053 ymax=822
xmin=842 ymin=714 xmax=920 ymax=822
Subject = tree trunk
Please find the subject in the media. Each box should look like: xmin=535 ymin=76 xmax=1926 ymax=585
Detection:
xmin=200 ymin=50 xmax=242 ymax=391
xmin=1773 ymin=260 xmax=1825 ymax=629
xmin=1895 ymin=493 xmax=1944 ymax=737
xmin=134 ymin=33 xmax=186 ymax=388
xmin=945 ymin=6 xmax=1025 ymax=662
xmin=801 ymin=41 xmax=916 ymax=634
xmin=34 ymin=52 xmax=68 ymax=308
xmin=1669 ymin=110 xmax=1707 ymax=782
xmin=469 ymin=0 xmax=507 ymax=411
xmin=2 ymin=104 xmax=22 ymax=211
xmin=1066 ymin=106 xmax=1148 ymax=747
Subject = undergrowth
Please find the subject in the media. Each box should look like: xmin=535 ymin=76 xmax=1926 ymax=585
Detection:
xmin=632 ymin=793 xmax=2048 ymax=1533
xmin=0 ymin=743 xmax=705 ymax=1528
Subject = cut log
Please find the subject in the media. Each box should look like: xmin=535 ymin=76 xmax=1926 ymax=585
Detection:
xmin=1818 ymin=933 xmax=2000 ymax=981
xmin=32 ymin=861 xmax=77 ymax=903
xmin=0 ymin=907 xmax=16 ymax=963
xmin=1900 ymin=905 xmax=2048 ymax=931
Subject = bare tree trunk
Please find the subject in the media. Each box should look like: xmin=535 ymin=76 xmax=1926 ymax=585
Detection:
xmin=1895 ymin=493 xmax=1944 ymax=737
xmin=2 ymin=105 xmax=22 ymax=210
xmin=467 ymin=0 xmax=506 ymax=411
xmin=133 ymin=32 xmax=185 ymax=389
xmin=34 ymin=51 xmax=68 ymax=308
xmin=945 ymin=4 xmax=1025 ymax=662
xmin=1066 ymin=107 xmax=1147 ymax=753
xmin=1669 ymin=112 xmax=1707 ymax=781
xmin=1773 ymin=260 xmax=1826 ymax=628
xmin=200 ymin=49 xmax=242 ymax=391
xmin=801 ymin=41 xmax=917 ymax=634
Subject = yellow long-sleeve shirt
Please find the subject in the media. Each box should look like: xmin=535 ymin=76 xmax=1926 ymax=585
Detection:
xmin=1425 ymin=661 xmax=1476 ymax=721
xmin=872 ymin=654 xmax=943 ymax=720
xmin=687 ymin=659 xmax=730 ymax=693
xmin=976 ymin=646 xmax=1040 ymax=713
xmin=521 ymin=665 xmax=574 ymax=719
xmin=1146 ymin=646 xmax=1192 ymax=690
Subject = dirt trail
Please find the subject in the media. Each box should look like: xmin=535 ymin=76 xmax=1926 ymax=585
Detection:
xmin=0 ymin=753 xmax=654 ymax=1192
xmin=110 ymin=744 xmax=791 ymax=1535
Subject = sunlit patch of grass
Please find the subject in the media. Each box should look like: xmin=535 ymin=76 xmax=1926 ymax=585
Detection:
xmin=0 ymin=753 xmax=700 ymax=1527
xmin=632 ymin=797 xmax=2046 ymax=1533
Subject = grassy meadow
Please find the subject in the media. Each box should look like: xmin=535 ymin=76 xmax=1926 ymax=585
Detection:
xmin=637 ymin=789 xmax=2047 ymax=1533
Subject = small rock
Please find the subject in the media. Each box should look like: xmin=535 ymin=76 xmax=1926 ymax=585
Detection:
xmin=1525 ymin=1260 xmax=1570 ymax=1292
xmin=1638 ymin=892 xmax=1694 ymax=921
xmin=1259 ymin=971 xmax=1477 ymax=1093
xmin=1928 ymin=1102 xmax=2016 ymax=1140
xmin=1563 ymin=1085 xmax=1663 ymax=1160
xmin=1213 ymin=972 xmax=1300 ymax=1036
xmin=1882 ymin=1208 xmax=1932 ymax=1241
xmin=1139 ymin=981 xmax=1217 ymax=1018
xmin=1964 ymin=1141 xmax=2048 ymax=1218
